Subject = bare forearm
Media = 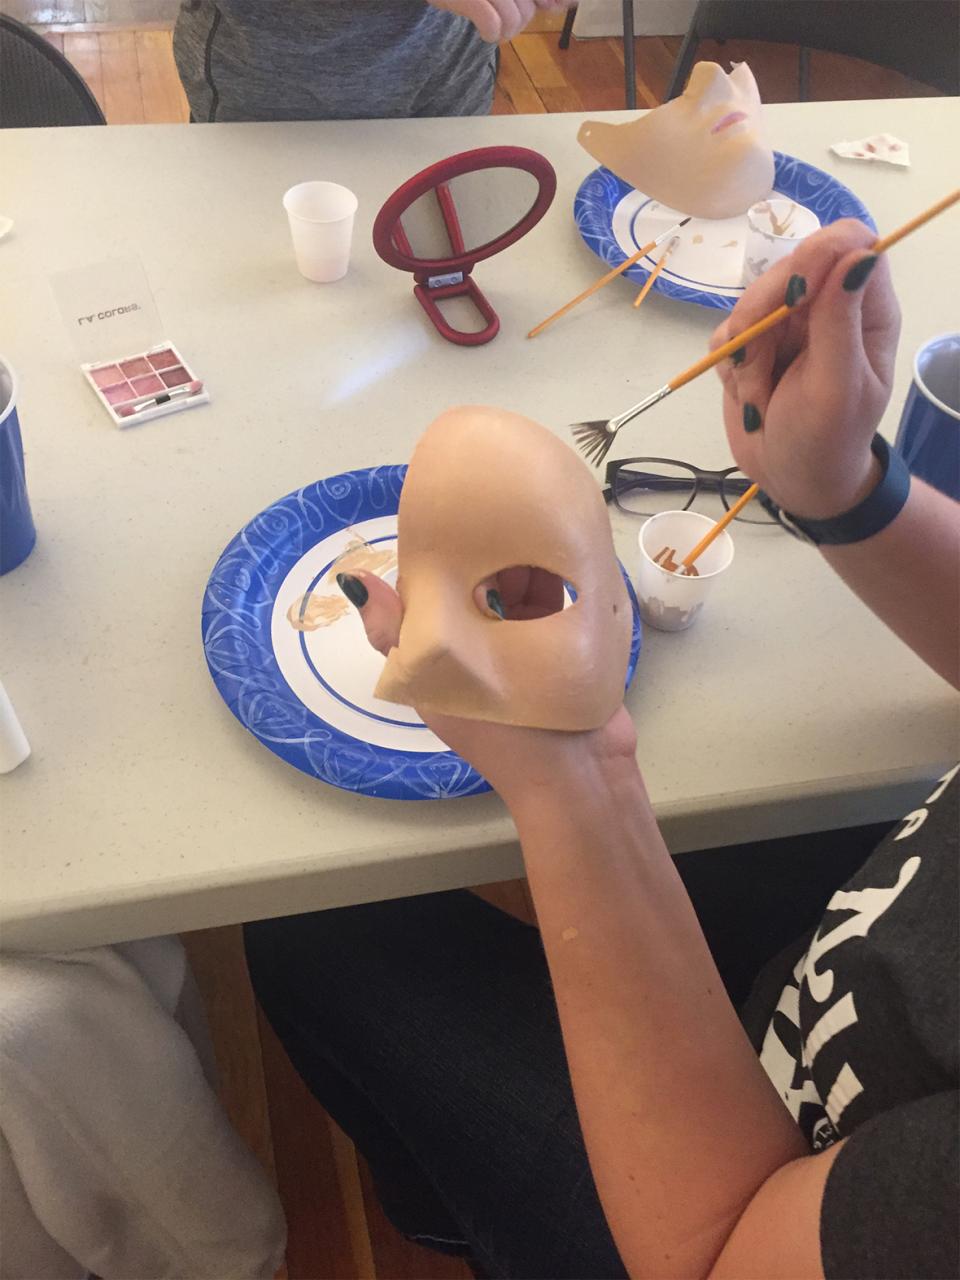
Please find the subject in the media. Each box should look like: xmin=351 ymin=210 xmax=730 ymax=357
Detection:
xmin=511 ymin=761 xmax=807 ymax=1279
xmin=821 ymin=478 xmax=960 ymax=688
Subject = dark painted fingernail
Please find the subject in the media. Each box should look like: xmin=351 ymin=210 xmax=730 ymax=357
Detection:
xmin=337 ymin=573 xmax=368 ymax=608
xmin=486 ymin=588 xmax=505 ymax=619
xmin=842 ymin=254 xmax=878 ymax=292
xmin=743 ymin=402 xmax=762 ymax=433
xmin=785 ymin=273 xmax=806 ymax=307
xmin=730 ymin=345 xmax=746 ymax=366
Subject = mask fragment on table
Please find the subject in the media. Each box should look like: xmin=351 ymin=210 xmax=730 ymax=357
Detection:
xmin=374 ymin=406 xmax=632 ymax=730
xmin=577 ymin=62 xmax=774 ymax=220
xmin=830 ymin=133 xmax=910 ymax=167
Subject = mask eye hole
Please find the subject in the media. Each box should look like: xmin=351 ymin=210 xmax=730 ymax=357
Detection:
xmin=474 ymin=566 xmax=570 ymax=621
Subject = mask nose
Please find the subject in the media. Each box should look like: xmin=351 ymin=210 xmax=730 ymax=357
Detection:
xmin=377 ymin=578 xmax=503 ymax=710
xmin=687 ymin=61 xmax=731 ymax=110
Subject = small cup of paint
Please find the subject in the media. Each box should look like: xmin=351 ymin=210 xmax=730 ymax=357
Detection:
xmin=742 ymin=198 xmax=820 ymax=286
xmin=283 ymin=181 xmax=358 ymax=284
xmin=635 ymin=510 xmax=734 ymax=632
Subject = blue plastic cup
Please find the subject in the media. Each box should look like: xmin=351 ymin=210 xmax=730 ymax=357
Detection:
xmin=0 ymin=355 xmax=37 ymax=576
xmin=894 ymin=333 xmax=960 ymax=502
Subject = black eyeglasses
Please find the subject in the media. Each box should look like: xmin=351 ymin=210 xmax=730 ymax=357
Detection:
xmin=603 ymin=457 xmax=779 ymax=526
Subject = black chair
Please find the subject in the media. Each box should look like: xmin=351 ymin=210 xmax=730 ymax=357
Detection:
xmin=559 ymin=2 xmax=639 ymax=109
xmin=0 ymin=12 xmax=106 ymax=127
xmin=665 ymin=0 xmax=960 ymax=101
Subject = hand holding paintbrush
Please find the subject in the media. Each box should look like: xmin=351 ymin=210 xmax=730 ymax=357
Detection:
xmin=643 ymin=220 xmax=903 ymax=582
xmin=708 ymin=218 xmax=906 ymax=526
xmin=633 ymin=210 xmax=959 ymax=682
xmin=572 ymin=191 xmax=959 ymax=465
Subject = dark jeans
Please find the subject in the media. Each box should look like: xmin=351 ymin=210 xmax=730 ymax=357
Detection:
xmin=243 ymin=820 xmax=891 ymax=1280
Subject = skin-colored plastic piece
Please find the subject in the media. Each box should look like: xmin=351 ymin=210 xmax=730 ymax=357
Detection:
xmin=577 ymin=62 xmax=774 ymax=220
xmin=374 ymin=406 xmax=633 ymax=730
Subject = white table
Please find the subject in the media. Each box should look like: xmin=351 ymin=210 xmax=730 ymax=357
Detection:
xmin=1 ymin=100 xmax=957 ymax=953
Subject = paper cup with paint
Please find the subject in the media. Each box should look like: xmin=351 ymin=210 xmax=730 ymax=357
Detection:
xmin=283 ymin=181 xmax=358 ymax=283
xmin=0 ymin=354 xmax=37 ymax=576
xmin=742 ymin=197 xmax=820 ymax=285
xmin=636 ymin=510 xmax=734 ymax=632
xmin=894 ymin=332 xmax=960 ymax=501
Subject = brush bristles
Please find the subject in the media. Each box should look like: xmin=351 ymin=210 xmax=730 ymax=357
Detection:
xmin=570 ymin=423 xmax=599 ymax=445
xmin=571 ymin=422 xmax=617 ymax=467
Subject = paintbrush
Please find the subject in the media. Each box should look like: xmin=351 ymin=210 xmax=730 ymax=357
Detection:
xmin=633 ymin=236 xmax=678 ymax=309
xmin=527 ymin=217 xmax=691 ymax=339
xmin=676 ymin=483 xmax=760 ymax=574
xmin=572 ymin=188 xmax=960 ymax=465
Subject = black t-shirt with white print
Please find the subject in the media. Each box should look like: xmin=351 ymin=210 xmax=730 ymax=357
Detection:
xmin=741 ymin=764 xmax=959 ymax=1280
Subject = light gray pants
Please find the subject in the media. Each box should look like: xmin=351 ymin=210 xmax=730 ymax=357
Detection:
xmin=0 ymin=938 xmax=284 ymax=1279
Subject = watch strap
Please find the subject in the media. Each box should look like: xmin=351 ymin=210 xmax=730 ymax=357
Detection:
xmin=759 ymin=434 xmax=911 ymax=546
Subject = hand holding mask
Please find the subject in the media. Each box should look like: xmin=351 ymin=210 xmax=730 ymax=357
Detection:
xmin=374 ymin=406 xmax=632 ymax=731
xmin=578 ymin=62 xmax=774 ymax=220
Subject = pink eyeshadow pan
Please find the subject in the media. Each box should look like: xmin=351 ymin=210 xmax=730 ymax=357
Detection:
xmin=130 ymin=374 xmax=165 ymax=396
xmin=92 ymin=364 xmax=123 ymax=388
xmin=120 ymin=357 xmax=152 ymax=378
xmin=160 ymin=366 xmax=190 ymax=388
xmin=103 ymin=382 xmax=134 ymax=405
xmin=149 ymin=348 xmax=180 ymax=370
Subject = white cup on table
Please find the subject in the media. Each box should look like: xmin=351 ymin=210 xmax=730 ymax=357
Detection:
xmin=636 ymin=510 xmax=735 ymax=632
xmin=742 ymin=197 xmax=820 ymax=285
xmin=0 ymin=678 xmax=30 ymax=773
xmin=283 ymin=181 xmax=358 ymax=283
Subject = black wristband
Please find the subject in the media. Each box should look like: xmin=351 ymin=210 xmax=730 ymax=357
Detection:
xmin=758 ymin=434 xmax=911 ymax=546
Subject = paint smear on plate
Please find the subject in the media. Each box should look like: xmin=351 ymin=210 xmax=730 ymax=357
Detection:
xmin=287 ymin=593 xmax=350 ymax=631
xmin=286 ymin=535 xmax=400 ymax=631
xmin=326 ymin=535 xmax=398 ymax=586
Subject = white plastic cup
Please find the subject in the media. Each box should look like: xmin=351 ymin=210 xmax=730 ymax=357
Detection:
xmin=283 ymin=181 xmax=358 ymax=283
xmin=636 ymin=510 xmax=735 ymax=632
xmin=742 ymin=197 xmax=820 ymax=285
xmin=0 ymin=678 xmax=30 ymax=773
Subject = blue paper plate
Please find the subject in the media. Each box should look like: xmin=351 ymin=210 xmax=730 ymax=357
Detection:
xmin=202 ymin=466 xmax=643 ymax=801
xmin=574 ymin=151 xmax=876 ymax=311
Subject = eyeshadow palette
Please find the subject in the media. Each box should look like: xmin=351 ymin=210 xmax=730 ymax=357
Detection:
xmin=82 ymin=343 xmax=209 ymax=427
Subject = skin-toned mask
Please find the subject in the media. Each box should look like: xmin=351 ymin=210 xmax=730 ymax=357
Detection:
xmin=374 ymin=406 xmax=632 ymax=730
xmin=578 ymin=61 xmax=775 ymax=220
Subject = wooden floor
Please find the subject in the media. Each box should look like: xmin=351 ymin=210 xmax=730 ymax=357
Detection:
xmin=14 ymin=5 xmax=936 ymax=1276
xmin=40 ymin=27 xmax=189 ymax=122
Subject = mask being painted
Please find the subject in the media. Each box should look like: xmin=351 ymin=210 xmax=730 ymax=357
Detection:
xmin=578 ymin=62 xmax=774 ymax=220
xmin=375 ymin=406 xmax=632 ymax=730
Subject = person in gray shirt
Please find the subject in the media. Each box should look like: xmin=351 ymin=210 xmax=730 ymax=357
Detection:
xmin=174 ymin=0 xmax=569 ymax=123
